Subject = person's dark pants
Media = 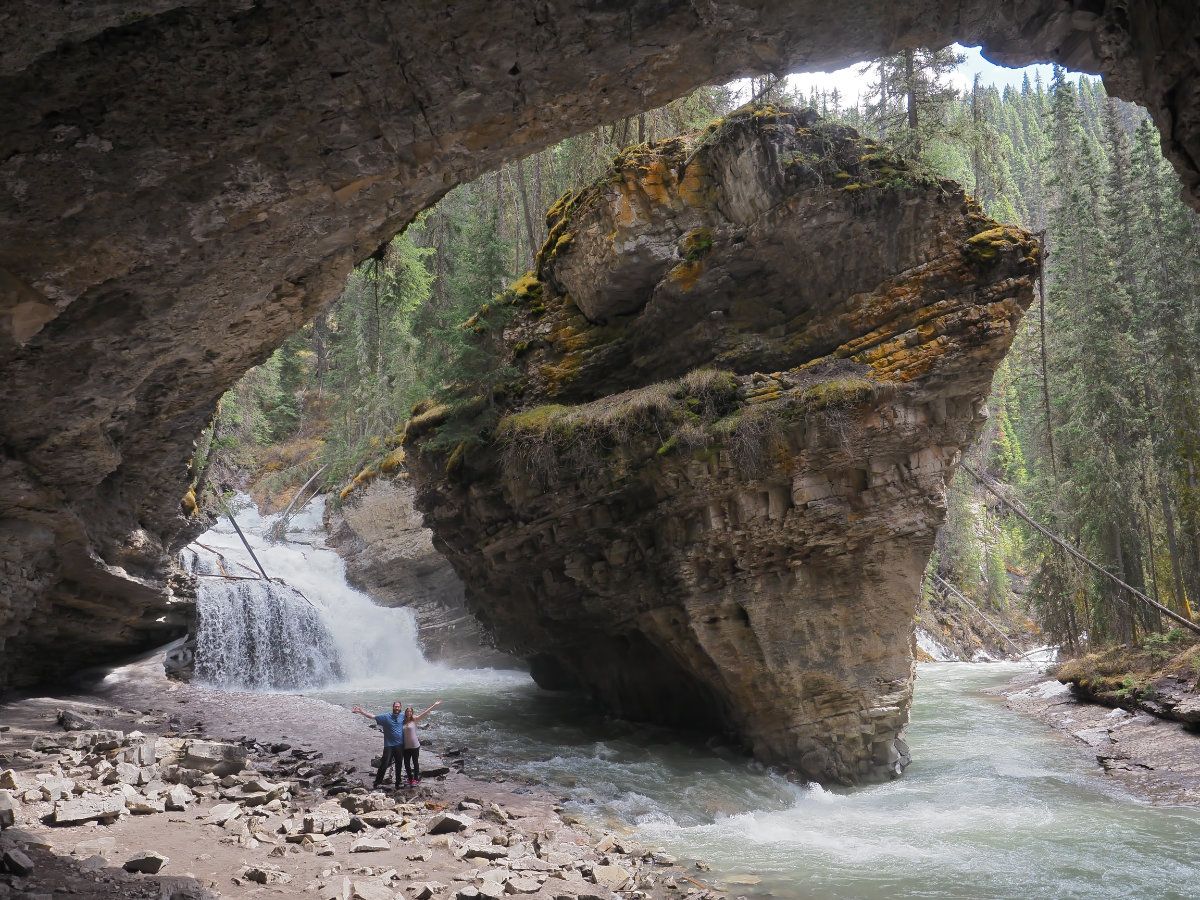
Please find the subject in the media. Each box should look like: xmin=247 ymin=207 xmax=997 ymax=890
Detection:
xmin=374 ymin=746 xmax=401 ymax=787
xmin=403 ymin=748 xmax=420 ymax=782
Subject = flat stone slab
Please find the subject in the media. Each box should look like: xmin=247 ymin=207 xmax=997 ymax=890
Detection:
xmin=54 ymin=794 xmax=126 ymax=824
xmin=590 ymin=865 xmax=631 ymax=890
xmin=350 ymin=835 xmax=390 ymax=853
xmin=207 ymin=802 xmax=241 ymax=825
xmin=352 ymin=879 xmax=394 ymax=900
xmin=243 ymin=864 xmax=292 ymax=884
xmin=505 ymin=876 xmax=541 ymax=894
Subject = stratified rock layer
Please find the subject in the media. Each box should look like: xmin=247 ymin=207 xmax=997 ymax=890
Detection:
xmin=405 ymin=108 xmax=1038 ymax=783
xmin=1 ymin=0 xmax=1196 ymax=689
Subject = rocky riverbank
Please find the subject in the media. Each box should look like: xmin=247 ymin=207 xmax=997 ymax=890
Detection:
xmin=996 ymin=670 xmax=1200 ymax=806
xmin=0 ymin=652 xmax=728 ymax=900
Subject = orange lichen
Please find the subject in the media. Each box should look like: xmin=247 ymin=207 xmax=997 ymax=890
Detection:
xmin=678 ymin=160 xmax=713 ymax=207
xmin=637 ymin=158 xmax=674 ymax=206
xmin=668 ymin=260 xmax=704 ymax=292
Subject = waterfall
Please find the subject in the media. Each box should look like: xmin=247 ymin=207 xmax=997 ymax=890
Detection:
xmin=182 ymin=493 xmax=428 ymax=690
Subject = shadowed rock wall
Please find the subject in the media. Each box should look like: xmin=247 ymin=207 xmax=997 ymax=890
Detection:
xmin=0 ymin=1 xmax=1196 ymax=689
xmin=403 ymin=107 xmax=1039 ymax=783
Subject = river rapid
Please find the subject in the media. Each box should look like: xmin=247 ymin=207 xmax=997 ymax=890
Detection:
xmin=188 ymin=498 xmax=1200 ymax=899
xmin=320 ymin=664 xmax=1199 ymax=899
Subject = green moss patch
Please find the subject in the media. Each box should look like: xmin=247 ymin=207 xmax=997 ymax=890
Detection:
xmin=963 ymin=226 xmax=1027 ymax=264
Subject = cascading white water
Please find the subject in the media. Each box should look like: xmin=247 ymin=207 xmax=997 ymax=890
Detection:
xmin=915 ymin=626 xmax=958 ymax=661
xmin=182 ymin=493 xmax=429 ymax=690
xmin=188 ymin=569 xmax=343 ymax=688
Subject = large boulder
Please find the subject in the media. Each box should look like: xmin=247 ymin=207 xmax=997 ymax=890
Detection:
xmin=405 ymin=107 xmax=1038 ymax=784
xmin=122 ymin=850 xmax=169 ymax=874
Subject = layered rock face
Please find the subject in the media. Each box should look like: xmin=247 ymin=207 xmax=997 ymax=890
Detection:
xmin=0 ymin=0 xmax=1195 ymax=689
xmin=405 ymin=108 xmax=1038 ymax=783
xmin=327 ymin=481 xmax=518 ymax=668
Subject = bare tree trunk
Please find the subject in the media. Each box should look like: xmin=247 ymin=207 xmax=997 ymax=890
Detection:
xmin=431 ymin=210 xmax=448 ymax=310
xmin=1112 ymin=521 xmax=1134 ymax=643
xmin=514 ymin=156 xmax=538 ymax=267
xmin=312 ymin=309 xmax=329 ymax=387
xmin=970 ymin=73 xmax=985 ymax=206
xmin=1143 ymin=494 xmax=1162 ymax=604
xmin=367 ymin=257 xmax=382 ymax=377
xmin=903 ymin=49 xmax=920 ymax=156
xmin=1159 ymin=474 xmax=1190 ymax=615
xmin=1183 ymin=458 xmax=1200 ymax=615
xmin=532 ymin=152 xmax=545 ymax=240
xmin=494 ymin=168 xmax=504 ymax=239
xmin=1036 ymin=231 xmax=1058 ymax=481
xmin=637 ymin=112 xmax=646 ymax=143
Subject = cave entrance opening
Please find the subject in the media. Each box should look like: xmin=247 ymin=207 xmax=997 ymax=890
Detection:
xmin=2 ymin=1 xmax=1196 ymax=722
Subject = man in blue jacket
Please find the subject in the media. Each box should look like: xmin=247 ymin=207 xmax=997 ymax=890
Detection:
xmin=351 ymin=700 xmax=404 ymax=789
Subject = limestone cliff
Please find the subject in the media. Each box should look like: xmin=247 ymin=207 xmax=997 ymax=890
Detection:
xmin=1 ymin=0 xmax=1194 ymax=690
xmin=326 ymin=481 xmax=518 ymax=669
xmin=403 ymin=108 xmax=1038 ymax=784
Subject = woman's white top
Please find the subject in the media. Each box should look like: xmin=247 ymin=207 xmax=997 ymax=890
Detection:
xmin=402 ymin=721 xmax=420 ymax=749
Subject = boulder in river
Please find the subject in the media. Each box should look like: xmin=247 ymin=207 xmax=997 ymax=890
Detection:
xmin=404 ymin=105 xmax=1038 ymax=784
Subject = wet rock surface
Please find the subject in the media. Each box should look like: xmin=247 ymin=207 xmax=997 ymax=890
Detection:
xmin=405 ymin=107 xmax=1037 ymax=784
xmin=1 ymin=0 xmax=1198 ymax=694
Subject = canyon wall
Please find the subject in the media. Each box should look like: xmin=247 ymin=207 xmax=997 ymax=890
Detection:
xmin=327 ymin=481 xmax=518 ymax=669
xmin=0 ymin=1 xmax=1196 ymax=688
xmin=402 ymin=107 xmax=1039 ymax=784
